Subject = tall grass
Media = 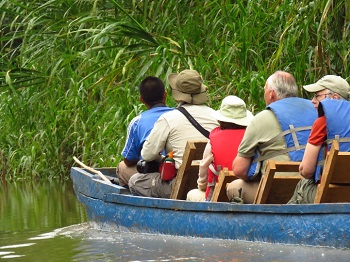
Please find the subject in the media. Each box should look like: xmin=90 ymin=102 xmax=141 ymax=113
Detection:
xmin=0 ymin=0 xmax=349 ymax=180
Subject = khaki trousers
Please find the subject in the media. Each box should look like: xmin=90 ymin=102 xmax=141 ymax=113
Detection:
xmin=128 ymin=172 xmax=174 ymax=198
xmin=117 ymin=161 xmax=138 ymax=186
xmin=287 ymin=178 xmax=317 ymax=204
xmin=186 ymin=189 xmax=206 ymax=202
xmin=226 ymin=179 xmax=260 ymax=204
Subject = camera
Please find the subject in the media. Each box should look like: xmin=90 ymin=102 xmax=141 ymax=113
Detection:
xmin=136 ymin=160 xmax=160 ymax=174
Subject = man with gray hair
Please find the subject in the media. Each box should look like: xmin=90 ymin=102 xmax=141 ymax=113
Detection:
xmin=227 ymin=71 xmax=317 ymax=203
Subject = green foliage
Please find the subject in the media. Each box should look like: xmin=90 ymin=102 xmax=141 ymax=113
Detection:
xmin=0 ymin=0 xmax=349 ymax=180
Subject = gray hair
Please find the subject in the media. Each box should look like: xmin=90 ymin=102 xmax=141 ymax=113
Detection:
xmin=325 ymin=88 xmax=346 ymax=100
xmin=266 ymin=71 xmax=298 ymax=99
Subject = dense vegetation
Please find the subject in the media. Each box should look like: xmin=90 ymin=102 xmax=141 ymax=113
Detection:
xmin=0 ymin=0 xmax=349 ymax=181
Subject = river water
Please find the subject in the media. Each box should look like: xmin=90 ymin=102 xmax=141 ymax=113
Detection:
xmin=1 ymin=181 xmax=350 ymax=261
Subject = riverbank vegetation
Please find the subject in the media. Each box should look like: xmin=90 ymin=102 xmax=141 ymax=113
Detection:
xmin=0 ymin=0 xmax=349 ymax=180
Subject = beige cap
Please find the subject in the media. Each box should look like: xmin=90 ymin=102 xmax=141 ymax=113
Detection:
xmin=303 ymin=75 xmax=350 ymax=100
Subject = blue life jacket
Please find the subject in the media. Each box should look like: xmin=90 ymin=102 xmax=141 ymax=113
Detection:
xmin=313 ymin=99 xmax=350 ymax=182
xmin=247 ymin=97 xmax=317 ymax=180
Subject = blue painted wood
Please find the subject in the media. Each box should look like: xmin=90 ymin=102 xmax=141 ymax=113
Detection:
xmin=71 ymin=167 xmax=350 ymax=248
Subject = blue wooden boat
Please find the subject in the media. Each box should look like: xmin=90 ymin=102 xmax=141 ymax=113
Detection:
xmin=71 ymin=166 xmax=350 ymax=249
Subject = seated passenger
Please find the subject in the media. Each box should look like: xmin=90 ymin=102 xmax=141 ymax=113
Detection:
xmin=128 ymin=69 xmax=219 ymax=198
xmin=116 ymin=76 xmax=172 ymax=187
xmin=186 ymin=95 xmax=253 ymax=202
xmin=227 ymin=71 xmax=317 ymax=204
xmin=288 ymin=75 xmax=350 ymax=204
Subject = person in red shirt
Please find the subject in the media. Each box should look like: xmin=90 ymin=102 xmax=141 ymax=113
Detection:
xmin=288 ymin=75 xmax=350 ymax=204
xmin=186 ymin=96 xmax=253 ymax=202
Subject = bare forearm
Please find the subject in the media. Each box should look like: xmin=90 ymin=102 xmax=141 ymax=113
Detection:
xmin=232 ymin=156 xmax=251 ymax=181
xmin=299 ymin=143 xmax=321 ymax=179
xmin=299 ymin=164 xmax=314 ymax=179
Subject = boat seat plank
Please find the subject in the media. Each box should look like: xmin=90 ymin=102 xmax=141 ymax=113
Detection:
xmin=255 ymin=140 xmax=350 ymax=204
xmin=254 ymin=161 xmax=300 ymax=204
xmin=211 ymin=168 xmax=237 ymax=202
xmin=314 ymin=140 xmax=350 ymax=203
xmin=170 ymin=140 xmax=208 ymax=200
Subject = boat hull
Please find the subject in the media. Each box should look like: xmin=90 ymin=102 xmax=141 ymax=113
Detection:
xmin=71 ymin=167 xmax=350 ymax=248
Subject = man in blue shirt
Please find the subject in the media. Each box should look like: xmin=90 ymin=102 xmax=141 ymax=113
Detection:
xmin=117 ymin=76 xmax=173 ymax=187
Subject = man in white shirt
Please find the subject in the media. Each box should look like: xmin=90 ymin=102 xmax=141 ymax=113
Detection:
xmin=129 ymin=69 xmax=219 ymax=198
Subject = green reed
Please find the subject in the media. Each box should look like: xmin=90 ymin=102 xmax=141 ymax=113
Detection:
xmin=0 ymin=0 xmax=349 ymax=180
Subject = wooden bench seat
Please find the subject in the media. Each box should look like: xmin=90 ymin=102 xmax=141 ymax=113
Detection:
xmin=211 ymin=168 xmax=237 ymax=202
xmin=254 ymin=161 xmax=300 ymax=204
xmin=254 ymin=140 xmax=350 ymax=204
xmin=314 ymin=140 xmax=350 ymax=203
xmin=170 ymin=140 xmax=207 ymax=200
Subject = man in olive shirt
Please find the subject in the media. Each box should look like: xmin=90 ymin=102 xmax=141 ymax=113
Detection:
xmin=227 ymin=71 xmax=317 ymax=203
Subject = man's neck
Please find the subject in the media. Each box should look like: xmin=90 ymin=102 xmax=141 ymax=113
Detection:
xmin=149 ymin=102 xmax=166 ymax=109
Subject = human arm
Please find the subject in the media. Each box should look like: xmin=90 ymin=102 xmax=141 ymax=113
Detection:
xmin=121 ymin=116 xmax=142 ymax=165
xmin=231 ymin=112 xmax=265 ymax=180
xmin=123 ymin=158 xmax=138 ymax=167
xmin=232 ymin=156 xmax=251 ymax=181
xmin=299 ymin=143 xmax=322 ymax=179
xmin=141 ymin=116 xmax=170 ymax=162
xmin=299 ymin=116 xmax=326 ymax=179
xmin=197 ymin=142 xmax=213 ymax=191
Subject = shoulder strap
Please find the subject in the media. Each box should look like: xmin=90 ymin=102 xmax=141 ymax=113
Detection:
xmin=176 ymin=107 xmax=210 ymax=138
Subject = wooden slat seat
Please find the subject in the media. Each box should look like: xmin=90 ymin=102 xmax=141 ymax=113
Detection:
xmin=211 ymin=168 xmax=237 ymax=202
xmin=254 ymin=140 xmax=350 ymax=204
xmin=314 ymin=140 xmax=350 ymax=203
xmin=254 ymin=161 xmax=301 ymax=204
xmin=170 ymin=140 xmax=208 ymax=200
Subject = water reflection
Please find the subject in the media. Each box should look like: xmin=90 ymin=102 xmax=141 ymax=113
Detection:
xmin=1 ymin=181 xmax=350 ymax=261
xmin=0 ymin=180 xmax=87 ymax=261
xmin=0 ymin=180 xmax=87 ymax=232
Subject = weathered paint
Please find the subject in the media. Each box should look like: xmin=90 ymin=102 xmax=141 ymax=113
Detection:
xmin=71 ymin=167 xmax=350 ymax=248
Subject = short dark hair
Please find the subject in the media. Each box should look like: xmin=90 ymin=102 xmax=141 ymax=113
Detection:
xmin=139 ymin=76 xmax=165 ymax=106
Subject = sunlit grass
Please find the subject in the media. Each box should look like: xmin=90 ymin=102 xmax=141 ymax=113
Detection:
xmin=0 ymin=0 xmax=349 ymax=180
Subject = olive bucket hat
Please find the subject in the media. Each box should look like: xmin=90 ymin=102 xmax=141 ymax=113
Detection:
xmin=168 ymin=69 xmax=208 ymax=104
